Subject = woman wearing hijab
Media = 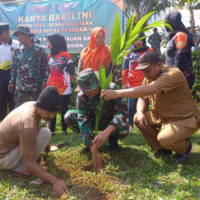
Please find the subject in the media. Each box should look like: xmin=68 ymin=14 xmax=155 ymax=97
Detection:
xmin=122 ymin=33 xmax=153 ymax=131
xmin=78 ymin=27 xmax=114 ymax=75
xmin=164 ymin=11 xmax=195 ymax=90
xmin=46 ymin=33 xmax=75 ymax=135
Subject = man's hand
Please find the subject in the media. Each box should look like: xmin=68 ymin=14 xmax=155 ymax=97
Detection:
xmin=93 ymin=131 xmax=109 ymax=150
xmin=91 ymin=150 xmax=106 ymax=172
xmin=93 ymin=125 xmax=116 ymax=150
xmin=53 ymin=179 xmax=70 ymax=196
xmin=24 ymin=154 xmax=71 ymax=196
xmin=101 ymin=89 xmax=119 ymax=101
xmin=136 ymin=112 xmax=148 ymax=129
xmin=8 ymin=83 xmax=14 ymax=93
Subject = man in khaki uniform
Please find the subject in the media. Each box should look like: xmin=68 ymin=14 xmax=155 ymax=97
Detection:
xmin=101 ymin=51 xmax=200 ymax=162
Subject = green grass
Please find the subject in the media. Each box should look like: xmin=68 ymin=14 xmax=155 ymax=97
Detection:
xmin=1 ymin=115 xmax=200 ymax=200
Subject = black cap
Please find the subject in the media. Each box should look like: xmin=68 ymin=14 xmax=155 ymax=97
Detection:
xmin=136 ymin=52 xmax=161 ymax=70
xmin=0 ymin=22 xmax=9 ymax=34
xmin=36 ymin=86 xmax=61 ymax=112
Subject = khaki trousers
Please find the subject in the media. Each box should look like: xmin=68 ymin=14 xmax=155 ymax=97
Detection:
xmin=134 ymin=110 xmax=200 ymax=155
xmin=0 ymin=128 xmax=51 ymax=170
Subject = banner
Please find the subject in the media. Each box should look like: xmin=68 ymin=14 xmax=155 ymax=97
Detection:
xmin=0 ymin=0 xmax=124 ymax=53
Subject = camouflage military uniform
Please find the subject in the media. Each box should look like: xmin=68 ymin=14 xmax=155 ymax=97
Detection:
xmin=148 ymin=33 xmax=162 ymax=55
xmin=65 ymin=69 xmax=129 ymax=147
xmin=10 ymin=26 xmax=49 ymax=107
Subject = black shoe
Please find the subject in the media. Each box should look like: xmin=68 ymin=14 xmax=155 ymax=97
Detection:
xmin=154 ymin=148 xmax=172 ymax=158
xmin=173 ymin=139 xmax=192 ymax=162
xmin=109 ymin=143 xmax=120 ymax=152
xmin=57 ymin=141 xmax=68 ymax=148
xmin=109 ymin=136 xmax=120 ymax=152
xmin=81 ymin=146 xmax=90 ymax=153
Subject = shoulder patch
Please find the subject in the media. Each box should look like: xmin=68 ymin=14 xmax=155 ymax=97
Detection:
xmin=177 ymin=41 xmax=184 ymax=48
xmin=175 ymin=32 xmax=187 ymax=49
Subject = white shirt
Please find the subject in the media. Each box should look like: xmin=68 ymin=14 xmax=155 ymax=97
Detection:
xmin=0 ymin=39 xmax=19 ymax=70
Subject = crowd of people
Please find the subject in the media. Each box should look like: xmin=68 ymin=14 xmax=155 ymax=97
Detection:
xmin=0 ymin=11 xmax=199 ymax=196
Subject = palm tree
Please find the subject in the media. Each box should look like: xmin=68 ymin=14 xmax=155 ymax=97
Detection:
xmin=125 ymin=0 xmax=171 ymax=20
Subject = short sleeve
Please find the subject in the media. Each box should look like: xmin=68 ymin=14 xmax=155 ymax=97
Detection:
xmin=19 ymin=118 xmax=39 ymax=156
xmin=152 ymin=68 xmax=185 ymax=94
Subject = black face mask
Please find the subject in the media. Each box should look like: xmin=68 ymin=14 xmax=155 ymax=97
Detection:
xmin=47 ymin=33 xmax=67 ymax=56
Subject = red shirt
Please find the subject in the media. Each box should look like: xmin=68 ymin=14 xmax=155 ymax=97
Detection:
xmin=122 ymin=48 xmax=153 ymax=88
xmin=47 ymin=51 xmax=74 ymax=95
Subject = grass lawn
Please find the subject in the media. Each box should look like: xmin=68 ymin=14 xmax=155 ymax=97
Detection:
xmin=1 ymin=114 xmax=200 ymax=200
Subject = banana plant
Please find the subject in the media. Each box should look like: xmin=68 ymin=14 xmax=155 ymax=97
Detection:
xmin=95 ymin=11 xmax=172 ymax=135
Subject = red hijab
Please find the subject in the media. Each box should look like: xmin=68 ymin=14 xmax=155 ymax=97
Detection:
xmin=80 ymin=27 xmax=112 ymax=71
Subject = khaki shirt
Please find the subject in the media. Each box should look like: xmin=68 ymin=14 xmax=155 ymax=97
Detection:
xmin=143 ymin=66 xmax=200 ymax=128
xmin=0 ymin=102 xmax=40 ymax=159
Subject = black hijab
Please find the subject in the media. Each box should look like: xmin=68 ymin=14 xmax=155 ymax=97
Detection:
xmin=164 ymin=11 xmax=194 ymax=46
xmin=46 ymin=33 xmax=67 ymax=56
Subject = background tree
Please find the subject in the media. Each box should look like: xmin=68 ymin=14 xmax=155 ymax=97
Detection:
xmin=125 ymin=0 xmax=171 ymax=20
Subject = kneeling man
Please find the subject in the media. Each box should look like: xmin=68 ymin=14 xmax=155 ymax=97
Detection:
xmin=0 ymin=86 xmax=70 ymax=196
xmin=101 ymin=51 xmax=200 ymax=162
xmin=65 ymin=68 xmax=129 ymax=170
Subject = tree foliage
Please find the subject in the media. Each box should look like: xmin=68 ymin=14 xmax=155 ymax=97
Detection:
xmin=125 ymin=0 xmax=171 ymax=20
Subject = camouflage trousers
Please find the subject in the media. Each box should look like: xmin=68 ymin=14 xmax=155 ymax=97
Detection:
xmin=152 ymin=46 xmax=161 ymax=56
xmin=64 ymin=110 xmax=129 ymax=139
xmin=14 ymin=89 xmax=40 ymax=108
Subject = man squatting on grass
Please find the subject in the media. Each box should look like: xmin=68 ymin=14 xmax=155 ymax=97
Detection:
xmin=0 ymin=86 xmax=71 ymax=196
xmin=101 ymin=51 xmax=200 ymax=162
xmin=65 ymin=68 xmax=129 ymax=170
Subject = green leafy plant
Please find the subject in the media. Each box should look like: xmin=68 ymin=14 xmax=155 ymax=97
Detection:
xmin=191 ymin=49 xmax=200 ymax=103
xmin=95 ymin=11 xmax=172 ymax=134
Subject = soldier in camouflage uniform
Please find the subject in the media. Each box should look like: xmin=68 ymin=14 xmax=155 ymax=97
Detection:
xmin=65 ymin=68 xmax=129 ymax=170
xmin=148 ymin=28 xmax=162 ymax=55
xmin=8 ymin=26 xmax=49 ymax=107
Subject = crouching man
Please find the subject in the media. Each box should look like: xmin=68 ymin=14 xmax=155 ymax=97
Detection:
xmin=0 ymin=86 xmax=70 ymax=196
xmin=65 ymin=68 xmax=129 ymax=170
xmin=101 ymin=52 xmax=200 ymax=162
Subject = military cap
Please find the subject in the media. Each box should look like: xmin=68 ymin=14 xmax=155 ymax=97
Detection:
xmin=13 ymin=26 xmax=34 ymax=37
xmin=76 ymin=68 xmax=100 ymax=91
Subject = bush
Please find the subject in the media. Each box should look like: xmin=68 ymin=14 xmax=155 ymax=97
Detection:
xmin=191 ymin=50 xmax=200 ymax=103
